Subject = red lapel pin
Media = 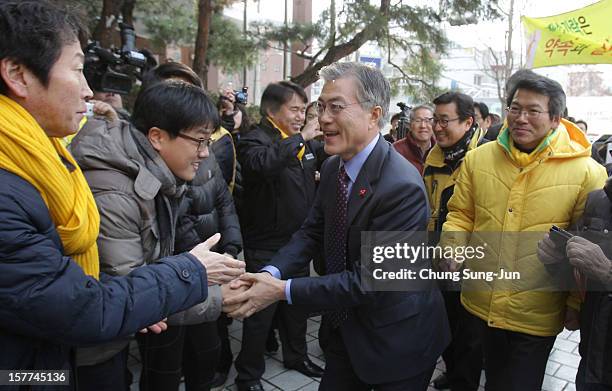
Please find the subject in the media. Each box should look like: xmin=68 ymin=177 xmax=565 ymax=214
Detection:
xmin=359 ymin=188 xmax=367 ymax=198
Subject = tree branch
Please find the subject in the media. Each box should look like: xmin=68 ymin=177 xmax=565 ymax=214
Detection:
xmin=264 ymin=43 xmax=315 ymax=60
xmin=291 ymin=0 xmax=391 ymax=87
xmin=387 ymin=58 xmax=434 ymax=89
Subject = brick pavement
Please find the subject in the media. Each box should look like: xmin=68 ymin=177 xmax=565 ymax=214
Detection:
xmin=128 ymin=316 xmax=582 ymax=391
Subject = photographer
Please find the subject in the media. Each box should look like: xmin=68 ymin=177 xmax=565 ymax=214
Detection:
xmin=538 ymin=178 xmax=612 ymax=390
xmin=213 ymin=87 xmax=244 ymax=191
xmin=384 ymin=112 xmax=401 ymax=143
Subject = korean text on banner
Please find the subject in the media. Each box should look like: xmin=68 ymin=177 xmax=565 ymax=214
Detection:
xmin=522 ymin=0 xmax=612 ymax=68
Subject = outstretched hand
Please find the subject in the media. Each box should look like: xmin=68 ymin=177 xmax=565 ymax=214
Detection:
xmin=189 ymin=234 xmax=246 ymax=285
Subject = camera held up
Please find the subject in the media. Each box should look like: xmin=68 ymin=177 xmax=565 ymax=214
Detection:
xmin=84 ymin=23 xmax=156 ymax=95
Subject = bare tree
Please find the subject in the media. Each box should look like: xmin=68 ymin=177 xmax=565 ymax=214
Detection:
xmin=291 ymin=0 xmax=391 ymax=87
xmin=481 ymin=0 xmax=519 ymax=112
xmin=251 ymin=0 xmax=499 ymax=89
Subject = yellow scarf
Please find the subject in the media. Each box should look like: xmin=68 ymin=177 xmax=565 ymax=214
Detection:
xmin=267 ymin=117 xmax=305 ymax=161
xmin=509 ymin=129 xmax=556 ymax=168
xmin=0 ymin=95 xmax=100 ymax=279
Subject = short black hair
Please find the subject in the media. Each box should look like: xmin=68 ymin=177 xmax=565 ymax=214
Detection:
xmin=507 ymin=76 xmax=566 ymax=119
xmin=0 ymin=0 xmax=87 ymax=94
xmin=260 ymin=81 xmax=307 ymax=117
xmin=141 ymin=61 xmax=203 ymax=90
xmin=131 ymin=81 xmax=219 ymax=138
xmin=575 ymin=119 xmax=588 ymax=131
xmin=474 ymin=102 xmax=489 ymax=119
xmin=433 ymin=92 xmax=475 ymax=122
xmin=505 ymin=69 xmax=539 ymax=94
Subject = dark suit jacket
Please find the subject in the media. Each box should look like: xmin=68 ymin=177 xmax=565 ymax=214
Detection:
xmin=270 ymin=136 xmax=450 ymax=384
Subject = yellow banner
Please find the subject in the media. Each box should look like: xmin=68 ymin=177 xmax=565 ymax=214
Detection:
xmin=522 ymin=0 xmax=612 ymax=68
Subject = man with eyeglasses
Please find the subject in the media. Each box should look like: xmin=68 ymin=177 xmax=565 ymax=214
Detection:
xmin=224 ymin=62 xmax=449 ymax=390
xmin=440 ymin=73 xmax=607 ymax=390
xmin=423 ymin=92 xmax=487 ymax=391
xmin=233 ymin=80 xmax=324 ymax=391
xmin=393 ymin=104 xmax=436 ymax=175
xmin=69 ymin=80 xmax=244 ymax=390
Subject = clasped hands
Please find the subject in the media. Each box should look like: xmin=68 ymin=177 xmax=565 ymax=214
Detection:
xmin=537 ymin=233 xmax=612 ymax=287
xmin=140 ymin=233 xmax=246 ymax=334
xmin=190 ymin=233 xmax=288 ymax=319
xmin=221 ymin=272 xmax=287 ymax=319
xmin=537 ymin=233 xmax=612 ymax=330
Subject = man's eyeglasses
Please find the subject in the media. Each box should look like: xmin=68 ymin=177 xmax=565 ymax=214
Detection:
xmin=316 ymin=100 xmax=370 ymax=116
xmin=432 ymin=117 xmax=460 ymax=128
xmin=506 ymin=106 xmax=549 ymax=119
xmin=176 ymin=132 xmax=212 ymax=152
xmin=412 ymin=118 xmax=434 ymax=125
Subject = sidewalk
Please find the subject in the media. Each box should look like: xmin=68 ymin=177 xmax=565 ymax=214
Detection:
xmin=128 ymin=316 xmax=581 ymax=391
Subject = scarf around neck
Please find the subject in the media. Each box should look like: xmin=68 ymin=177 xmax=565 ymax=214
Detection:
xmin=129 ymin=127 xmax=186 ymax=257
xmin=441 ymin=123 xmax=477 ymax=168
xmin=0 ymin=95 xmax=100 ymax=278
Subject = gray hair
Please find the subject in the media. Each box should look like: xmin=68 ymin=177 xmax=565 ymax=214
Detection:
xmin=319 ymin=62 xmax=390 ymax=129
xmin=409 ymin=104 xmax=434 ymax=122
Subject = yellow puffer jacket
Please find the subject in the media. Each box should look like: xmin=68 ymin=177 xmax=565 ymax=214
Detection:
xmin=442 ymin=119 xmax=607 ymax=336
xmin=423 ymin=126 xmax=486 ymax=232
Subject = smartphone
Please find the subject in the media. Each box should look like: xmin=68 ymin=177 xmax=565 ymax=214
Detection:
xmin=549 ymin=225 xmax=573 ymax=248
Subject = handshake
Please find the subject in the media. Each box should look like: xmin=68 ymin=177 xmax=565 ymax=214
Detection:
xmin=189 ymin=234 xmax=287 ymax=320
xmin=220 ymin=272 xmax=287 ymax=320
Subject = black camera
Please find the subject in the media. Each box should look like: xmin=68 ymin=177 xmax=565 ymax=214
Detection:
xmin=84 ymin=23 xmax=155 ymax=95
xmin=234 ymin=87 xmax=248 ymax=105
xmin=395 ymin=102 xmax=412 ymax=140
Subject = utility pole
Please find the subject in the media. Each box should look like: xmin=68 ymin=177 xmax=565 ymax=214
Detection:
xmin=283 ymin=0 xmax=288 ymax=79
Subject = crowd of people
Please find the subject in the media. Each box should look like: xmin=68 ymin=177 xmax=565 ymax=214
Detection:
xmin=0 ymin=1 xmax=611 ymax=391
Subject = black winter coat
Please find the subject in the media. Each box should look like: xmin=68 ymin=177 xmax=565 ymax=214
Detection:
xmin=576 ymin=184 xmax=612 ymax=386
xmin=237 ymin=118 xmax=318 ymax=251
xmin=176 ymin=152 xmax=243 ymax=257
xmin=0 ymin=169 xmax=208 ymax=387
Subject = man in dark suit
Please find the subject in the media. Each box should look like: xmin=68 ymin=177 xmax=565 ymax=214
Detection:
xmin=224 ymin=62 xmax=449 ymax=390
